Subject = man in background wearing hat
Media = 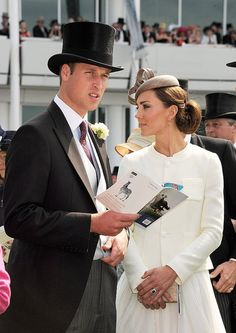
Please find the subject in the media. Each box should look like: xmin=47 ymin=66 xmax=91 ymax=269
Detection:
xmin=0 ymin=22 xmax=138 ymax=333
xmin=0 ymin=12 xmax=9 ymax=37
xmin=204 ymin=93 xmax=236 ymax=147
xmin=32 ymin=16 xmax=49 ymax=38
xmin=199 ymin=92 xmax=236 ymax=333
xmin=113 ymin=17 xmax=130 ymax=43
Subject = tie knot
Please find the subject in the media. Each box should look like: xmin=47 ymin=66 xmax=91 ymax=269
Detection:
xmin=79 ymin=121 xmax=87 ymax=143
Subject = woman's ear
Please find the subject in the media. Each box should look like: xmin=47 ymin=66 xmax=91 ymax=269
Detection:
xmin=168 ymin=105 xmax=178 ymax=121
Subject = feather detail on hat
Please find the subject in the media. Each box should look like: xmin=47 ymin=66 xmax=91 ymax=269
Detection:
xmin=128 ymin=68 xmax=180 ymax=105
xmin=128 ymin=68 xmax=155 ymax=105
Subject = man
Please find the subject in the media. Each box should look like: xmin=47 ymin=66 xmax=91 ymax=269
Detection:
xmin=0 ymin=12 xmax=9 ymax=37
xmin=113 ymin=17 xmax=130 ymax=43
xmin=200 ymin=92 xmax=236 ymax=333
xmin=0 ymin=22 xmax=138 ymax=333
xmin=191 ymin=133 xmax=236 ymax=333
xmin=204 ymin=92 xmax=236 ymax=147
xmin=32 ymin=16 xmax=49 ymax=37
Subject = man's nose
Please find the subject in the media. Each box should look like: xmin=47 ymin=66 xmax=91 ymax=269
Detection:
xmin=92 ymin=76 xmax=103 ymax=89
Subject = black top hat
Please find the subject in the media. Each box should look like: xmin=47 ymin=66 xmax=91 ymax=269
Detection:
xmin=48 ymin=22 xmax=123 ymax=75
xmin=0 ymin=129 xmax=16 ymax=151
xmin=117 ymin=18 xmax=125 ymax=25
xmin=205 ymin=93 xmax=236 ymax=120
xmin=2 ymin=12 xmax=9 ymax=19
xmin=226 ymin=61 xmax=236 ymax=67
xmin=112 ymin=166 xmax=119 ymax=176
xmin=178 ymin=79 xmax=188 ymax=92
xmin=0 ymin=126 xmax=4 ymax=137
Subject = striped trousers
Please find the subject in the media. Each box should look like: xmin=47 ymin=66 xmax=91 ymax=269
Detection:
xmin=66 ymin=260 xmax=117 ymax=333
xmin=214 ymin=288 xmax=235 ymax=333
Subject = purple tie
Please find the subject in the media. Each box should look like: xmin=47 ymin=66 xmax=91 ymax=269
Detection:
xmin=79 ymin=121 xmax=93 ymax=164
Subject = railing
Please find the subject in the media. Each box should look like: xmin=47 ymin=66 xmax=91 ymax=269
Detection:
xmin=0 ymin=36 xmax=10 ymax=85
xmin=1 ymin=36 xmax=236 ymax=91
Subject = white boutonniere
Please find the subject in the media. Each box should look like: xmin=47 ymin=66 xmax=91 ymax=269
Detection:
xmin=90 ymin=122 xmax=109 ymax=140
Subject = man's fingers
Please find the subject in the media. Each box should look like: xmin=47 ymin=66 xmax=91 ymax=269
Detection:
xmin=120 ymin=213 xmax=139 ymax=222
xmin=210 ymin=266 xmax=221 ymax=279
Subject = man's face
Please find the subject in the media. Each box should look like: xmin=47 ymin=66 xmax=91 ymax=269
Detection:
xmin=204 ymin=118 xmax=236 ymax=141
xmin=0 ymin=151 xmax=6 ymax=182
xmin=59 ymin=63 xmax=110 ymax=117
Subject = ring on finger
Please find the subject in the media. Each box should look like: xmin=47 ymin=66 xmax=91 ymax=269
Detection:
xmin=151 ymin=288 xmax=157 ymax=295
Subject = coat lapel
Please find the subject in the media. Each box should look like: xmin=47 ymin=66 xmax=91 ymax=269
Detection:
xmin=48 ymin=102 xmax=96 ymax=204
xmin=190 ymin=133 xmax=206 ymax=149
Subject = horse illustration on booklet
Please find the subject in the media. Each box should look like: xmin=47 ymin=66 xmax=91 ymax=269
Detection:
xmin=115 ymin=181 xmax=132 ymax=201
xmin=150 ymin=194 xmax=170 ymax=213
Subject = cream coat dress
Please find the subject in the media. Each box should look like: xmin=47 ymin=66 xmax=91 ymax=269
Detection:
xmin=116 ymin=143 xmax=226 ymax=333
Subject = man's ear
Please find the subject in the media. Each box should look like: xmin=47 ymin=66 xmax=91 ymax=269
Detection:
xmin=232 ymin=122 xmax=236 ymax=133
xmin=60 ymin=64 xmax=71 ymax=81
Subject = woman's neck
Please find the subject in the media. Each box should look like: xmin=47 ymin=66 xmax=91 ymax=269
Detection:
xmin=154 ymin=131 xmax=186 ymax=157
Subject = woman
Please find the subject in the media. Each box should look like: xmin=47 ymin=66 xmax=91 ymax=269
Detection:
xmin=116 ymin=68 xmax=226 ymax=333
xmin=19 ymin=20 xmax=31 ymax=38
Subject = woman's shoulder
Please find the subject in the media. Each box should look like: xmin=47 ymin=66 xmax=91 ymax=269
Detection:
xmin=189 ymin=143 xmax=221 ymax=163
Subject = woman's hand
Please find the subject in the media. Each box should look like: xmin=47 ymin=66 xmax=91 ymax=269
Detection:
xmin=138 ymin=293 xmax=168 ymax=310
xmin=137 ymin=265 xmax=177 ymax=306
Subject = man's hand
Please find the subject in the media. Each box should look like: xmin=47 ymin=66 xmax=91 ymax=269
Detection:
xmin=210 ymin=260 xmax=236 ymax=293
xmin=101 ymin=229 xmax=128 ymax=267
xmin=231 ymin=219 xmax=236 ymax=232
xmin=90 ymin=210 xmax=138 ymax=236
xmin=137 ymin=266 xmax=177 ymax=306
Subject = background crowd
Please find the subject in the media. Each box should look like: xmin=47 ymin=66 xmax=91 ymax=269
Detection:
xmin=1 ymin=11 xmax=236 ymax=47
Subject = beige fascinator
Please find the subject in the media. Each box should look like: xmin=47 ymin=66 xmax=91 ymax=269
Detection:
xmin=128 ymin=68 xmax=180 ymax=105
xmin=115 ymin=128 xmax=155 ymax=157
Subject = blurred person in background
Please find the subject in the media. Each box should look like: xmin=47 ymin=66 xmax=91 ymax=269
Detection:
xmin=201 ymin=26 xmax=217 ymax=44
xmin=49 ymin=19 xmax=62 ymax=40
xmin=32 ymin=16 xmax=48 ymax=38
xmin=19 ymin=20 xmax=31 ymax=38
xmin=0 ymin=12 xmax=9 ymax=37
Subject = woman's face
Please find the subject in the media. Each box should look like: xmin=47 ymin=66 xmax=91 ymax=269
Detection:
xmin=135 ymin=90 xmax=172 ymax=136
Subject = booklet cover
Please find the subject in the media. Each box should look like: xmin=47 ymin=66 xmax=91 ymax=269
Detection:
xmin=97 ymin=171 xmax=188 ymax=228
xmin=0 ymin=226 xmax=13 ymax=263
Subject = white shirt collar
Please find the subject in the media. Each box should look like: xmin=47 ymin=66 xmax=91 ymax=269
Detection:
xmin=185 ymin=134 xmax=191 ymax=143
xmin=54 ymin=95 xmax=85 ymax=132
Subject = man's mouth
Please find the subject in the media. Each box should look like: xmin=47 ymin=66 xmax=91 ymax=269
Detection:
xmin=89 ymin=93 xmax=99 ymax=99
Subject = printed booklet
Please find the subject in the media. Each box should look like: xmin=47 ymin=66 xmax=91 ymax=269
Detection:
xmin=97 ymin=171 xmax=188 ymax=228
xmin=0 ymin=226 xmax=13 ymax=263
